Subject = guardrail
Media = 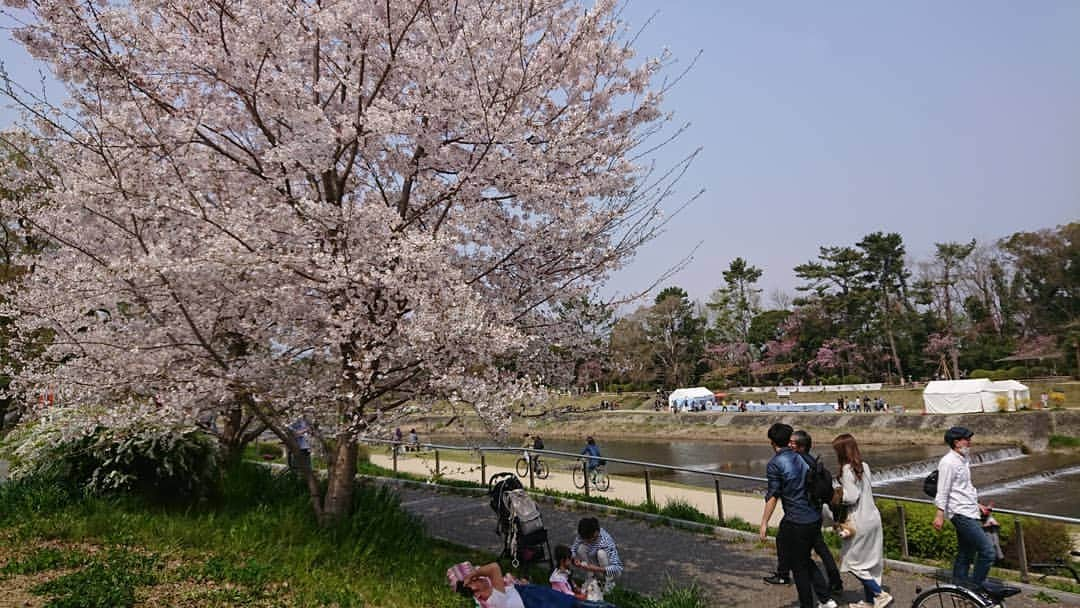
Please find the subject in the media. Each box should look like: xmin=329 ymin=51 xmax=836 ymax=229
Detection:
xmin=360 ymin=437 xmax=1079 ymax=583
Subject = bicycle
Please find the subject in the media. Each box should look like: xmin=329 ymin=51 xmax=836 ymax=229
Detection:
xmin=572 ymin=460 xmax=610 ymax=492
xmin=1031 ymin=550 xmax=1080 ymax=585
xmin=515 ymin=454 xmax=550 ymax=479
xmin=911 ymin=578 xmax=1021 ymax=608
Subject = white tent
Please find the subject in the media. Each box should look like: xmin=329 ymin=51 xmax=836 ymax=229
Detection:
xmin=988 ymin=380 xmax=1030 ymax=412
xmin=923 ymin=379 xmax=997 ymax=414
xmin=668 ymin=387 xmax=716 ymax=411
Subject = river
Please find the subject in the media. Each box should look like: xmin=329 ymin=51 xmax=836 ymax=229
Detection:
xmin=441 ymin=436 xmax=1080 ymax=518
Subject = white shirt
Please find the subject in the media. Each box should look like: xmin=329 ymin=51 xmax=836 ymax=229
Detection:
xmin=480 ymin=585 xmax=525 ymax=608
xmin=934 ymin=449 xmax=981 ymax=519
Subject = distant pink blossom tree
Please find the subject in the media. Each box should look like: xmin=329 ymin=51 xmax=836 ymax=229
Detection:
xmin=811 ymin=338 xmax=860 ymax=379
xmin=0 ymin=0 xmax=691 ymax=521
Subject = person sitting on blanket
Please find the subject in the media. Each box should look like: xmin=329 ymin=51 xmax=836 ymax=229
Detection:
xmin=457 ymin=562 xmax=617 ymax=608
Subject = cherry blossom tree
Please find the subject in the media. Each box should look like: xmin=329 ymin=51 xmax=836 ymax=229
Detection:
xmin=0 ymin=0 xmax=691 ymax=521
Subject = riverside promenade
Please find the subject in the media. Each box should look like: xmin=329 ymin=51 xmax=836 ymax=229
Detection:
xmin=368 ymin=450 xmax=780 ymax=525
xmin=372 ymin=452 xmax=1076 ymax=608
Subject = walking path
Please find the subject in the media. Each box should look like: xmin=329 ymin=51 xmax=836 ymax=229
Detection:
xmin=388 ymin=480 xmax=1075 ymax=608
xmin=368 ymin=451 xmax=784 ymax=526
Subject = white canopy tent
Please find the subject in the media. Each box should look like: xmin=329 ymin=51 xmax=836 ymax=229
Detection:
xmin=988 ymin=380 xmax=1029 ymax=412
xmin=923 ymin=379 xmax=1031 ymax=413
xmin=923 ymin=379 xmax=995 ymax=414
xmin=668 ymin=387 xmax=717 ymax=411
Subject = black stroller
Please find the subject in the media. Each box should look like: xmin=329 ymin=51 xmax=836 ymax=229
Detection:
xmin=488 ymin=472 xmax=553 ymax=569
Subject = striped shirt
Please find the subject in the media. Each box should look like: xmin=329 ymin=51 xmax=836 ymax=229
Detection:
xmin=570 ymin=528 xmax=623 ymax=578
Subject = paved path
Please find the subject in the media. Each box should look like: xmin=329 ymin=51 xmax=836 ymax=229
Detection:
xmin=369 ymin=451 xmax=783 ymax=526
xmin=388 ymin=482 xmax=1076 ymax=608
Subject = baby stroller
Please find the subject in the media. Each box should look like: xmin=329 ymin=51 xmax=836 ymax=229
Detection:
xmin=488 ymin=472 xmax=553 ymax=569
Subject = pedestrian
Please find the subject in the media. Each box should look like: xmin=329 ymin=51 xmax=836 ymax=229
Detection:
xmin=394 ymin=427 xmax=403 ymax=452
xmin=832 ymin=433 xmax=890 ymax=608
xmin=765 ymin=430 xmax=844 ymax=595
xmin=287 ymin=416 xmax=312 ymax=474
xmin=408 ymin=428 xmax=420 ymax=452
xmin=759 ymin=423 xmax=837 ymax=608
xmin=933 ymin=426 xmax=996 ymax=588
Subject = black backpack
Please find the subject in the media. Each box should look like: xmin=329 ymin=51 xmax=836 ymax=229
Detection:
xmin=803 ymin=453 xmax=835 ymax=507
xmin=923 ymin=470 xmax=939 ymax=497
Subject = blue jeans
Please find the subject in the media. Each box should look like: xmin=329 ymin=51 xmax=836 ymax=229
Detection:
xmin=858 ymin=577 xmax=882 ymax=603
xmin=951 ymin=514 xmax=996 ymax=586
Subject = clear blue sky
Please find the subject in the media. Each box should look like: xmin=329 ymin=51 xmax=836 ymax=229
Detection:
xmin=2 ymin=1 xmax=1078 ymax=306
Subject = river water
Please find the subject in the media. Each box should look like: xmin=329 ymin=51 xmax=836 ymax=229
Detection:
xmin=450 ymin=437 xmax=1080 ymax=518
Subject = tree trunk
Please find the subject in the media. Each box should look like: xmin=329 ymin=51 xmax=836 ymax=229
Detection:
xmin=882 ymin=293 xmax=904 ymax=384
xmin=220 ymin=405 xmax=245 ymax=465
xmin=1074 ymin=339 xmax=1079 ymax=380
xmin=321 ymin=433 xmax=358 ymax=524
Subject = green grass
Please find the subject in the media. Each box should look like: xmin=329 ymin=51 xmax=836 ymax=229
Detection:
xmin=0 ymin=462 xmax=709 ymax=608
xmin=1048 ymin=435 xmax=1080 ymax=448
xmin=0 ymin=465 xmax=475 ymax=607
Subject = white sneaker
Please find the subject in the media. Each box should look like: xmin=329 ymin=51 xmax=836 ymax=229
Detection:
xmin=818 ymin=600 xmax=838 ymax=608
xmin=848 ymin=602 xmax=871 ymax=608
xmin=873 ymin=592 xmax=893 ymax=608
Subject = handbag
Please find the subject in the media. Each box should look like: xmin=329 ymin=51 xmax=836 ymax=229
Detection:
xmin=829 ymin=485 xmax=855 ymax=538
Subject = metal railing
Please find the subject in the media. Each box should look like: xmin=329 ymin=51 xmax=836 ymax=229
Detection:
xmin=362 ymin=437 xmax=1079 ymax=583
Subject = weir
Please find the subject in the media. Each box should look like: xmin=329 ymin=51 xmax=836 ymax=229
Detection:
xmin=872 ymin=446 xmax=1025 ymax=486
xmin=980 ymin=463 xmax=1080 ymax=496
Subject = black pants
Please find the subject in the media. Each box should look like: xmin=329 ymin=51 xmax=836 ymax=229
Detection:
xmin=778 ymin=524 xmax=842 ymax=590
xmin=778 ymin=519 xmax=830 ymax=608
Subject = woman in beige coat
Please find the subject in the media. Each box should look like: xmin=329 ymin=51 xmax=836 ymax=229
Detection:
xmin=832 ymin=434 xmax=892 ymax=608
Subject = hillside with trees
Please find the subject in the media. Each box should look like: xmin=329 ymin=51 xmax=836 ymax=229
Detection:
xmin=599 ymin=224 xmax=1079 ymax=390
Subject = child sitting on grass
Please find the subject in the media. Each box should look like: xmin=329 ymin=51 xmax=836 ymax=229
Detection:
xmin=550 ymin=545 xmax=584 ymax=599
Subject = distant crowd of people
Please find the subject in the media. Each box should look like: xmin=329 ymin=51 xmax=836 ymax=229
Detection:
xmin=835 ymin=395 xmax=891 ymax=412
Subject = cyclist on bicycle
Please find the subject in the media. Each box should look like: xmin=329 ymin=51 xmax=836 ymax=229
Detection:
xmin=581 ymin=436 xmax=601 ymax=474
xmin=521 ymin=433 xmax=534 ymax=470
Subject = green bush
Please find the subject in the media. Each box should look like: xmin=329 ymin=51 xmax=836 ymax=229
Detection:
xmin=3 ymin=412 xmax=221 ymax=504
xmin=841 ymin=375 xmax=864 ymax=384
xmin=969 ymin=369 xmax=994 ymax=379
xmin=999 ymin=519 xmax=1073 ymax=569
xmin=56 ymin=427 xmax=221 ymax=502
xmin=880 ymin=501 xmax=957 ymax=561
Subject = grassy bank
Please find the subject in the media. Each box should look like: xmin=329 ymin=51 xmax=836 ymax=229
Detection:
xmin=0 ymin=463 xmax=705 ymax=608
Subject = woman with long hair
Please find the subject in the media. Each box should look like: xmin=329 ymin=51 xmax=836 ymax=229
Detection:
xmin=831 ymin=433 xmax=891 ymax=608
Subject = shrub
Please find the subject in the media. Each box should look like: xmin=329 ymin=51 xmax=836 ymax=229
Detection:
xmin=2 ymin=406 xmax=220 ymax=503
xmin=969 ymin=369 xmax=994 ymax=379
xmin=880 ymin=501 xmax=957 ymax=561
xmin=999 ymin=519 xmax=1073 ymax=569
xmin=254 ymin=442 xmax=283 ymax=460
xmin=1049 ymin=391 xmax=1066 ymax=407
xmin=841 ymin=375 xmax=864 ymax=384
